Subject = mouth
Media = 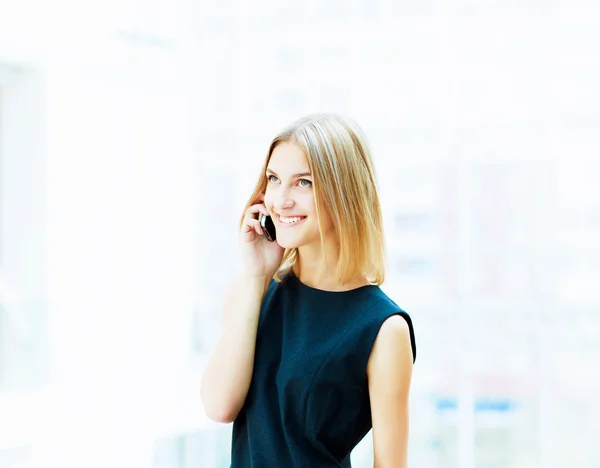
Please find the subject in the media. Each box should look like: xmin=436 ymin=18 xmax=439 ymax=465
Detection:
xmin=277 ymin=215 xmax=307 ymax=227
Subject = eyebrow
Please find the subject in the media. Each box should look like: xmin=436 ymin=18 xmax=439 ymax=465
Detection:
xmin=266 ymin=168 xmax=312 ymax=178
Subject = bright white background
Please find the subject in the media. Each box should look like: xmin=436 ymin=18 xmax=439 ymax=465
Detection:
xmin=0 ymin=1 xmax=599 ymax=467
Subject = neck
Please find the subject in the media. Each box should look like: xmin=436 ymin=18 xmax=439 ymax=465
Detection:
xmin=293 ymin=241 xmax=367 ymax=291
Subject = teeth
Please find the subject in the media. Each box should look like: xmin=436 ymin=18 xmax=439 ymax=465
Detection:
xmin=280 ymin=216 xmax=304 ymax=224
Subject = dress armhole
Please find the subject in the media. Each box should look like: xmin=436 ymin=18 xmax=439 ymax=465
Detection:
xmin=394 ymin=311 xmax=417 ymax=364
xmin=366 ymin=310 xmax=417 ymax=370
xmin=257 ymin=278 xmax=280 ymax=332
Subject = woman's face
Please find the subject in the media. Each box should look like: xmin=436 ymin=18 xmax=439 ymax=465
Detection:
xmin=264 ymin=142 xmax=333 ymax=249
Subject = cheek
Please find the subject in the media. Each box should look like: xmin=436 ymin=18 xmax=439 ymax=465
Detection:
xmin=263 ymin=192 xmax=275 ymax=211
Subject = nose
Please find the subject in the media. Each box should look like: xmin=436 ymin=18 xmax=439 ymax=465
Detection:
xmin=273 ymin=192 xmax=295 ymax=212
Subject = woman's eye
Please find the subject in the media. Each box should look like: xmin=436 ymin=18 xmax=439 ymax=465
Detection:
xmin=267 ymin=175 xmax=310 ymax=187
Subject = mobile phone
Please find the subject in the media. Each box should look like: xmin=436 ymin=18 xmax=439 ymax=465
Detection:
xmin=259 ymin=214 xmax=276 ymax=242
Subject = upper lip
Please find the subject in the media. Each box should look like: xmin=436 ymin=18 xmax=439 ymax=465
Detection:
xmin=277 ymin=214 xmax=306 ymax=218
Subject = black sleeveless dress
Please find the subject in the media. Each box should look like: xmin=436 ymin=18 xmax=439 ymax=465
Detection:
xmin=230 ymin=272 xmax=417 ymax=467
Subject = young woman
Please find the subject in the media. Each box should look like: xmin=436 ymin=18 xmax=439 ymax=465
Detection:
xmin=200 ymin=114 xmax=417 ymax=467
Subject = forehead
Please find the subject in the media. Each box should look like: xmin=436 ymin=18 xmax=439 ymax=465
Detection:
xmin=268 ymin=143 xmax=309 ymax=172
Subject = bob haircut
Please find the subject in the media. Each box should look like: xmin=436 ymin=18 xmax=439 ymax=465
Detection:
xmin=240 ymin=113 xmax=386 ymax=286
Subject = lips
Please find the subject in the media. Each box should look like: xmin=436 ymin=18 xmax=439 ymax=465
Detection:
xmin=278 ymin=215 xmax=307 ymax=225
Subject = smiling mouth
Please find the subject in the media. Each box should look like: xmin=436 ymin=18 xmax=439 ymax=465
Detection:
xmin=278 ymin=215 xmax=307 ymax=225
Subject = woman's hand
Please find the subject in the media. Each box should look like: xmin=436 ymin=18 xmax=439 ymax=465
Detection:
xmin=239 ymin=194 xmax=285 ymax=279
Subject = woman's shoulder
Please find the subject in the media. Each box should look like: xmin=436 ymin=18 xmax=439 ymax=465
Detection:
xmin=360 ymin=287 xmax=417 ymax=364
xmin=349 ymin=282 xmax=406 ymax=313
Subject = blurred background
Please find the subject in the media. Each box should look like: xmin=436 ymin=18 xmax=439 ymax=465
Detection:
xmin=1 ymin=0 xmax=599 ymax=467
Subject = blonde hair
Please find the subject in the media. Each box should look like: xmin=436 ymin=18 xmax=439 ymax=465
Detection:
xmin=240 ymin=113 xmax=386 ymax=286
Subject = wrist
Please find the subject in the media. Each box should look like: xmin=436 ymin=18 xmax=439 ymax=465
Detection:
xmin=239 ymin=272 xmax=271 ymax=288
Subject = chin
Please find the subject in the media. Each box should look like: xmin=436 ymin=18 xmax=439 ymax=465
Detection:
xmin=275 ymin=234 xmax=318 ymax=250
xmin=275 ymin=238 xmax=302 ymax=249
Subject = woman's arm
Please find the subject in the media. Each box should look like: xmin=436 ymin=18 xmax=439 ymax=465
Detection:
xmin=367 ymin=315 xmax=414 ymax=468
xmin=200 ymin=273 xmax=269 ymax=423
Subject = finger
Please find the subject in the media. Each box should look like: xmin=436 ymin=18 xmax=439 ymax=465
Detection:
xmin=242 ymin=217 xmax=262 ymax=233
xmin=245 ymin=218 xmax=263 ymax=235
xmin=245 ymin=203 xmax=269 ymax=218
xmin=240 ymin=225 xmax=256 ymax=245
xmin=257 ymin=204 xmax=270 ymax=216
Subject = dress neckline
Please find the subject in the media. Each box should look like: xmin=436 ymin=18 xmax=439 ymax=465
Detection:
xmin=287 ymin=270 xmax=377 ymax=294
